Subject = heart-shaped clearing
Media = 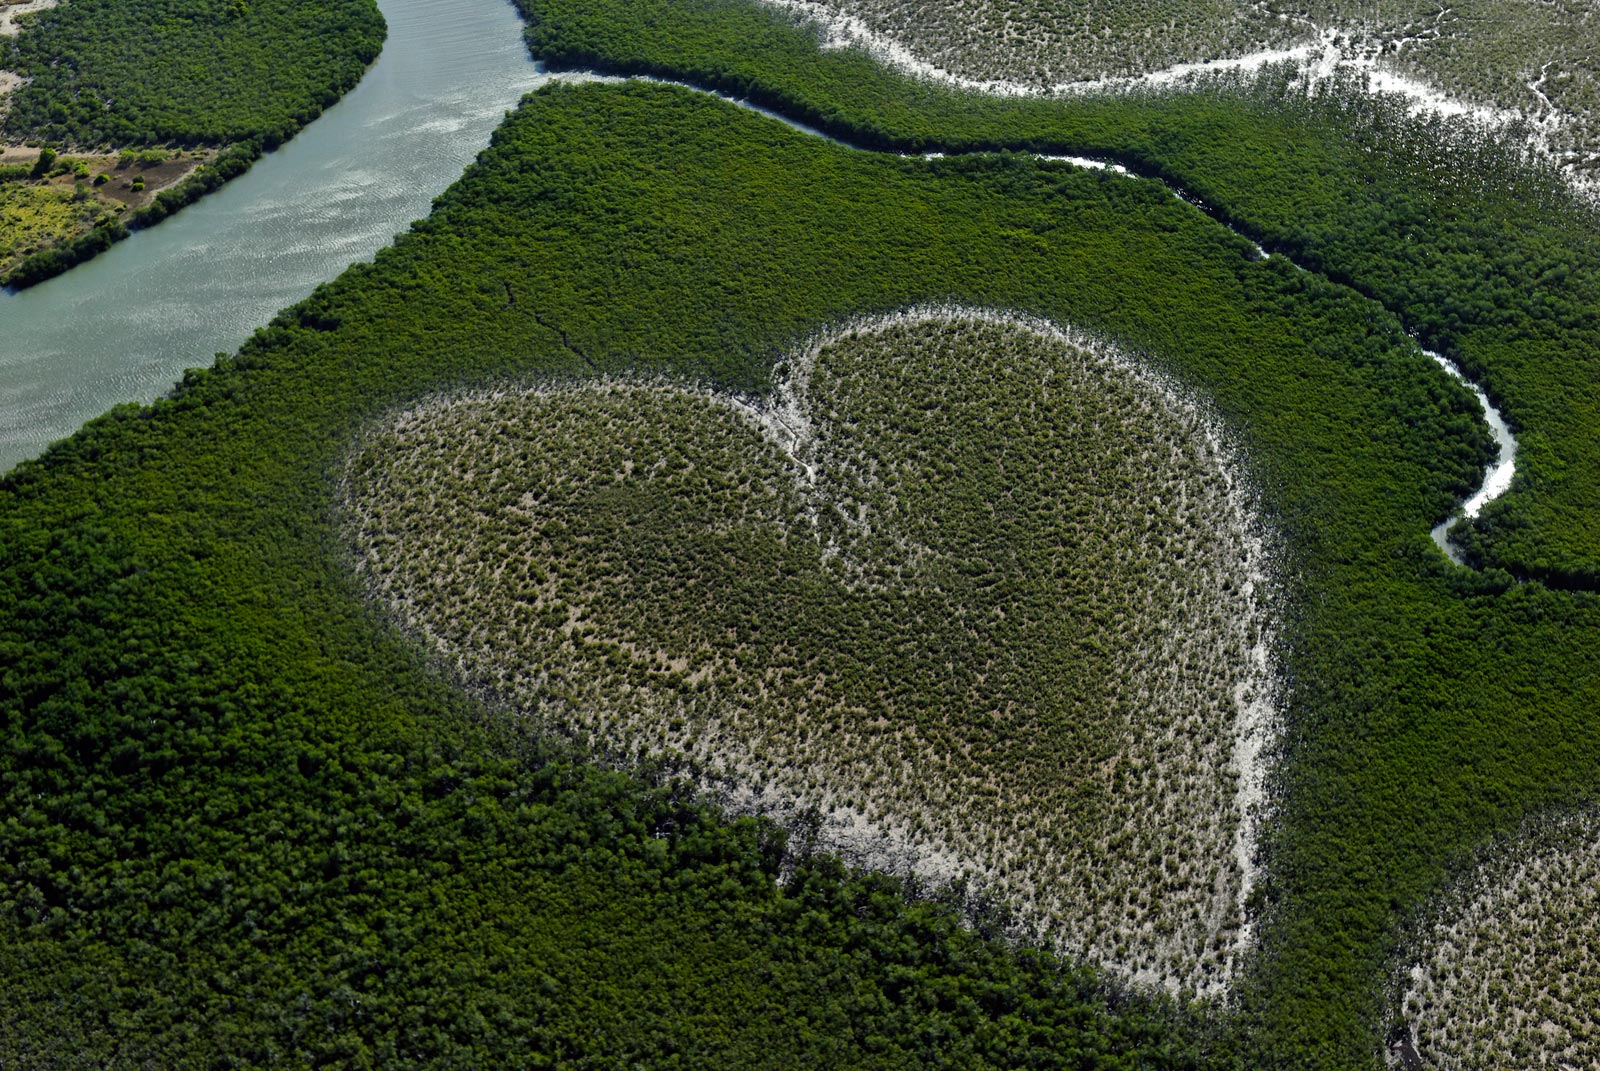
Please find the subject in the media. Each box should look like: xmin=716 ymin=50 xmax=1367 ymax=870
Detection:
xmin=341 ymin=309 xmax=1280 ymax=995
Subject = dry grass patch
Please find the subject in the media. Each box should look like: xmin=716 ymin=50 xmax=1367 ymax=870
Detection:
xmin=768 ymin=0 xmax=1600 ymax=173
xmin=1392 ymin=807 xmax=1600 ymax=1068
xmin=0 ymin=147 xmax=214 ymax=276
xmin=341 ymin=310 xmax=1281 ymax=995
xmin=0 ymin=177 xmax=112 ymax=271
xmin=770 ymin=0 xmax=1302 ymax=86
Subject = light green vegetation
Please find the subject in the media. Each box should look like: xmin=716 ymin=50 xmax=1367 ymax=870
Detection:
xmin=0 ymin=148 xmax=219 ymax=277
xmin=344 ymin=312 xmax=1277 ymax=996
xmin=0 ymin=174 xmax=113 ymax=270
xmin=0 ymin=0 xmax=382 ymax=283
xmin=1393 ymin=808 xmax=1600 ymax=1068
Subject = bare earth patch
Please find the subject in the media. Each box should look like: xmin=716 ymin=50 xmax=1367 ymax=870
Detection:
xmin=0 ymin=148 xmax=214 ymax=277
xmin=0 ymin=0 xmax=220 ymax=278
xmin=341 ymin=309 xmax=1283 ymax=996
xmin=0 ymin=0 xmax=59 ymax=37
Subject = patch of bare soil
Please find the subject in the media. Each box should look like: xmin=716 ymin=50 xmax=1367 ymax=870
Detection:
xmin=97 ymin=152 xmax=213 ymax=208
xmin=0 ymin=0 xmax=57 ymax=37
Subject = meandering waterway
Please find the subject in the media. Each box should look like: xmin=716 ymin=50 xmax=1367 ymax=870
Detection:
xmin=627 ymin=78 xmax=1519 ymax=563
xmin=0 ymin=0 xmax=548 ymax=471
xmin=0 ymin=12 xmax=1515 ymax=563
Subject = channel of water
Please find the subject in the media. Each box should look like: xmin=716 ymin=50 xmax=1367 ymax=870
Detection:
xmin=1426 ymin=351 xmax=1518 ymax=563
xmin=0 ymin=0 xmax=549 ymax=470
xmin=0 ymin=17 xmax=1515 ymax=563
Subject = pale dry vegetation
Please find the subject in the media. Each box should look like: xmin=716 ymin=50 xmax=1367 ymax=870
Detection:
xmin=770 ymin=0 xmax=1600 ymax=171
xmin=1326 ymin=0 xmax=1600 ymax=169
xmin=341 ymin=311 xmax=1280 ymax=995
xmin=1392 ymin=807 xmax=1600 ymax=1069
xmin=772 ymin=0 xmax=1303 ymax=85
xmin=0 ymin=177 xmax=111 ymax=269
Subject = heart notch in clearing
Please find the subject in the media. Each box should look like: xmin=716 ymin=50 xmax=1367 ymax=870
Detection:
xmin=341 ymin=307 xmax=1283 ymax=996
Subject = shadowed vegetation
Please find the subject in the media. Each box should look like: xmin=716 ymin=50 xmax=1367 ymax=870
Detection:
xmin=4 ymin=0 xmax=1600 ymax=1045
xmin=524 ymin=0 xmax=1600 ymax=582
xmin=0 ymin=76 xmax=1515 ymax=1066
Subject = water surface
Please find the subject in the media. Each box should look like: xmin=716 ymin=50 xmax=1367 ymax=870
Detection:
xmin=0 ymin=0 xmax=546 ymax=471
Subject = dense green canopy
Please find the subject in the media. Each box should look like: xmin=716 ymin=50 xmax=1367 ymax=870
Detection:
xmin=0 ymin=0 xmax=384 ymax=147
xmin=4 ymin=0 xmax=1600 ymax=1067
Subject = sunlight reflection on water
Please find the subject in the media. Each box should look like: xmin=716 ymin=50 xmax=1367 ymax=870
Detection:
xmin=0 ymin=0 xmax=549 ymax=471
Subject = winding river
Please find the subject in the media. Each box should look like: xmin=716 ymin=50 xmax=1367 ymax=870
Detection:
xmin=0 ymin=0 xmax=549 ymax=471
xmin=652 ymin=80 xmax=1519 ymax=564
xmin=0 ymin=6 xmax=1514 ymax=562
xmin=1427 ymin=351 xmax=1518 ymax=564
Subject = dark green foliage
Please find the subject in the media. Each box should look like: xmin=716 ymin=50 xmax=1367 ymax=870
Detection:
xmin=0 ymin=0 xmax=381 ymax=284
xmin=0 ymin=0 xmax=385 ymax=148
xmin=523 ymin=0 xmax=1600 ymax=583
xmin=28 ymin=146 xmax=56 ymax=177
xmin=488 ymin=10 xmax=1600 ymax=1054
xmin=5 ymin=10 xmax=1600 ymax=1064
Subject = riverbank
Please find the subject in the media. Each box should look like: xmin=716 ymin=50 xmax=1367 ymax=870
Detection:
xmin=0 ymin=141 xmax=264 ymax=287
xmin=4 ymin=71 xmax=1591 ymax=1066
xmin=0 ymin=0 xmax=383 ymax=286
xmin=0 ymin=146 xmax=217 ymax=283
